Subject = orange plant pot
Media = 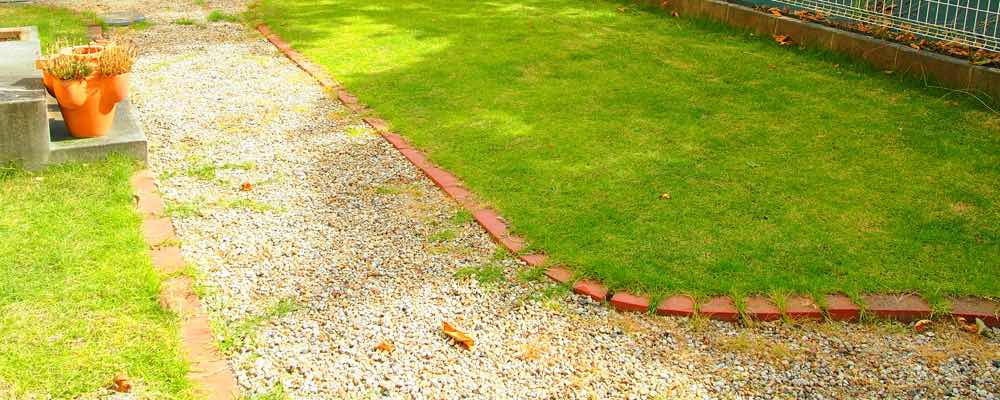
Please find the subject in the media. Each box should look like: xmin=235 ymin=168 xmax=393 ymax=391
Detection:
xmin=47 ymin=73 xmax=128 ymax=138
xmin=37 ymin=45 xmax=131 ymax=138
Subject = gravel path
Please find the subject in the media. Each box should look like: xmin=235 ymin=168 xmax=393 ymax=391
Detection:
xmin=41 ymin=0 xmax=1000 ymax=398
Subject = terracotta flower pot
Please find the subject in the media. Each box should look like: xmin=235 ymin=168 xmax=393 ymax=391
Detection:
xmin=102 ymin=73 xmax=130 ymax=106
xmin=37 ymin=44 xmax=132 ymax=138
xmin=50 ymin=73 xmax=121 ymax=138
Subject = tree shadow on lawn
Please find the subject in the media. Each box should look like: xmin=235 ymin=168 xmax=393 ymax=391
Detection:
xmin=260 ymin=0 xmax=1000 ymax=302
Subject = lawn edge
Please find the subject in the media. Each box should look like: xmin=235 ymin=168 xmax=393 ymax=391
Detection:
xmin=132 ymin=168 xmax=239 ymax=399
xmin=254 ymin=23 xmax=999 ymax=328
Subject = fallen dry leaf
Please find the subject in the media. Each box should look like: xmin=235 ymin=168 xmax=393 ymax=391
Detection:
xmin=375 ymin=341 xmax=395 ymax=353
xmin=442 ymin=321 xmax=474 ymax=350
xmin=914 ymin=319 xmax=932 ymax=333
xmin=671 ymin=11 xmax=679 ymax=17
xmin=518 ymin=343 xmax=542 ymax=361
xmin=240 ymin=182 xmax=253 ymax=192
xmin=768 ymin=7 xmax=782 ymax=16
xmin=112 ymin=372 xmax=132 ymax=393
xmin=773 ymin=34 xmax=793 ymax=46
xmin=659 ymin=193 xmax=672 ymax=200
xmin=956 ymin=317 xmax=981 ymax=334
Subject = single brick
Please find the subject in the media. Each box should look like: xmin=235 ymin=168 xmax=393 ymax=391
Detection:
xmin=423 ymin=166 xmax=460 ymax=189
xmin=701 ymin=296 xmax=739 ymax=322
xmin=336 ymin=89 xmax=358 ymax=105
xmin=136 ymin=193 xmax=164 ymax=217
xmin=543 ymin=266 xmax=571 ymax=283
xmin=499 ymin=235 xmax=526 ymax=253
xmin=442 ymin=184 xmax=474 ymax=204
xmin=784 ymin=295 xmax=823 ymax=320
xmin=142 ymin=218 xmax=176 ymax=247
xmin=862 ymin=294 xmax=932 ymax=322
xmin=398 ymin=148 xmax=432 ymax=170
xmin=573 ymin=280 xmax=608 ymax=302
xmin=362 ymin=117 xmax=389 ymax=133
xmin=656 ymin=295 xmax=695 ymax=317
xmin=381 ymin=133 xmax=411 ymax=150
xmin=825 ymin=294 xmax=860 ymax=321
xmin=472 ymin=209 xmax=508 ymax=242
xmin=520 ymin=254 xmax=547 ymax=267
xmin=950 ymin=296 xmax=999 ymax=327
xmin=611 ymin=292 xmax=651 ymax=312
xmin=744 ymin=296 xmax=781 ymax=321
xmin=130 ymin=170 xmax=157 ymax=196
xmin=151 ymin=246 xmax=185 ymax=274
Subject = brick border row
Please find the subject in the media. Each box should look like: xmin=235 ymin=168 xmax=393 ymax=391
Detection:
xmin=132 ymin=170 xmax=238 ymax=399
xmin=89 ymin=22 xmax=238 ymax=398
xmin=256 ymin=24 xmax=998 ymax=327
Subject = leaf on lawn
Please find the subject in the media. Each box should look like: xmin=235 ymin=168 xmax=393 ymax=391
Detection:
xmin=773 ymin=34 xmax=793 ymax=46
xmin=442 ymin=321 xmax=474 ymax=350
xmin=240 ymin=182 xmax=253 ymax=192
xmin=914 ymin=319 xmax=931 ymax=333
xmin=671 ymin=11 xmax=679 ymax=17
xmin=112 ymin=372 xmax=132 ymax=393
xmin=659 ymin=193 xmax=672 ymax=200
xmin=375 ymin=340 xmax=395 ymax=353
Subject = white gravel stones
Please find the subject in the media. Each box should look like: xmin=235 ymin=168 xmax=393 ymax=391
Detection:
xmin=41 ymin=0 xmax=1000 ymax=398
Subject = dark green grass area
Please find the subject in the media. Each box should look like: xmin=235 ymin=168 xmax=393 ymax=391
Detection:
xmin=0 ymin=4 xmax=95 ymax=49
xmin=258 ymin=0 xmax=999 ymax=303
xmin=0 ymin=158 xmax=192 ymax=398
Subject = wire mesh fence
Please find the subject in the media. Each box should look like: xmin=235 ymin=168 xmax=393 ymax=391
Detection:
xmin=752 ymin=0 xmax=1000 ymax=51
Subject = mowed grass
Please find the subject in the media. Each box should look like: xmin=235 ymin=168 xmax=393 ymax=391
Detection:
xmin=257 ymin=0 xmax=1000 ymax=303
xmin=0 ymin=158 xmax=193 ymax=398
xmin=0 ymin=4 xmax=95 ymax=49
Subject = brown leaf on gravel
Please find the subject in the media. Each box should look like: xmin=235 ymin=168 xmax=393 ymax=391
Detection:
xmin=240 ymin=182 xmax=253 ymax=192
xmin=773 ymin=35 xmax=793 ymax=46
xmin=375 ymin=341 xmax=395 ymax=353
xmin=914 ymin=319 xmax=932 ymax=333
xmin=956 ymin=317 xmax=982 ymax=334
xmin=518 ymin=343 xmax=542 ymax=361
xmin=442 ymin=321 xmax=474 ymax=350
xmin=112 ymin=372 xmax=132 ymax=393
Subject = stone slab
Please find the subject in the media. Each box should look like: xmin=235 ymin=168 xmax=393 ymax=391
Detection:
xmin=47 ymin=98 xmax=148 ymax=164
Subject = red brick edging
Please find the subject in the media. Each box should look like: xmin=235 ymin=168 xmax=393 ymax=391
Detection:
xmin=255 ymin=24 xmax=999 ymax=327
xmin=131 ymin=170 xmax=238 ymax=399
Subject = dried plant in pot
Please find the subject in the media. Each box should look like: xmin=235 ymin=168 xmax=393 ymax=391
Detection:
xmin=36 ymin=35 xmax=138 ymax=138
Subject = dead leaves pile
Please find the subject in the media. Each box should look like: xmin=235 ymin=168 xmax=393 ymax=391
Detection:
xmin=442 ymin=321 xmax=474 ymax=350
xmin=753 ymin=5 xmax=1000 ymax=66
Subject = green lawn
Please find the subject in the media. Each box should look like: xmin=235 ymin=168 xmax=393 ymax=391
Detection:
xmin=0 ymin=158 xmax=193 ymax=398
xmin=259 ymin=0 xmax=999 ymax=305
xmin=0 ymin=4 xmax=95 ymax=49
